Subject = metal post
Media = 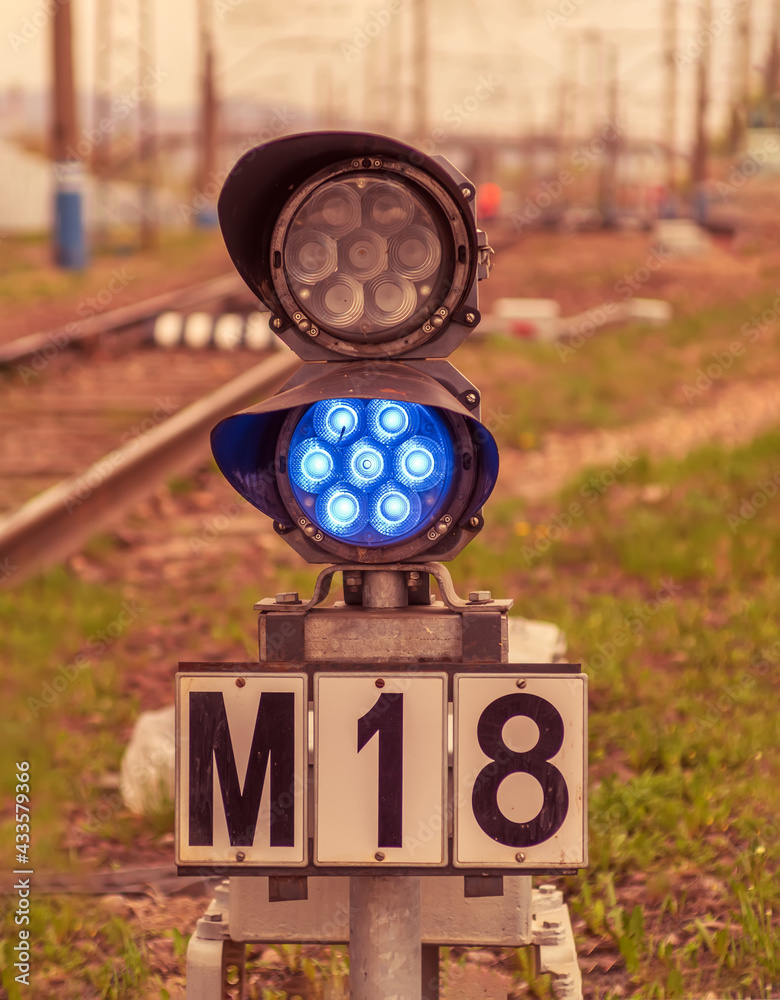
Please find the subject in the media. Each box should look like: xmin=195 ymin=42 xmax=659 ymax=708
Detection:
xmin=51 ymin=0 xmax=86 ymax=270
xmin=662 ymin=0 xmax=677 ymax=192
xmin=349 ymin=569 xmax=422 ymax=1000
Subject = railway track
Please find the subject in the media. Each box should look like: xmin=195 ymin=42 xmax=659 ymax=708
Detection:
xmin=0 ymin=278 xmax=301 ymax=586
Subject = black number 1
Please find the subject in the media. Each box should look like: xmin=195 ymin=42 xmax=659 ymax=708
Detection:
xmin=357 ymin=692 xmax=403 ymax=847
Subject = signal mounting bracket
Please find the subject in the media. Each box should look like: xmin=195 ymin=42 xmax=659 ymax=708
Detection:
xmin=255 ymin=563 xmax=513 ymax=665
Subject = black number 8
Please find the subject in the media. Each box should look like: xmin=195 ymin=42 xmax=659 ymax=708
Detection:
xmin=471 ymin=693 xmax=568 ymax=847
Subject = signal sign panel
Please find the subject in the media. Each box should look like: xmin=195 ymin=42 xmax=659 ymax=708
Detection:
xmin=176 ymin=673 xmax=308 ymax=866
xmin=314 ymin=673 xmax=447 ymax=866
xmin=176 ymin=666 xmax=586 ymax=872
xmin=453 ymin=674 xmax=587 ymax=869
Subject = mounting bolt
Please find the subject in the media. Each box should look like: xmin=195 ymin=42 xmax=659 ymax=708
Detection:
xmin=205 ymin=912 xmax=223 ymax=922
xmin=276 ymin=592 xmax=300 ymax=604
xmin=516 ymin=678 xmax=527 ymax=689
xmin=374 ymin=851 xmax=385 ymax=861
xmin=465 ymin=312 xmax=476 ymax=324
xmin=236 ymin=677 xmax=246 ymax=688
xmin=271 ymin=316 xmax=283 ymax=330
xmin=375 ymin=678 xmax=385 ymax=688
xmin=515 ymin=852 xmax=526 ymax=863
xmin=468 ymin=590 xmax=492 ymax=603
xmin=461 ymin=185 xmax=473 ymax=199
xmin=464 ymin=391 xmax=478 ymax=405
xmin=236 ymin=851 xmax=246 ymax=862
xmin=469 ymin=516 xmax=480 ymax=528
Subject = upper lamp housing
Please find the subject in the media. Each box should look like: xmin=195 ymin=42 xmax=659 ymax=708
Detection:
xmin=217 ymin=131 xmax=483 ymax=360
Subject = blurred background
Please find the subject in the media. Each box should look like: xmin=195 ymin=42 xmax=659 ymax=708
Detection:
xmin=1 ymin=0 xmax=780 ymax=247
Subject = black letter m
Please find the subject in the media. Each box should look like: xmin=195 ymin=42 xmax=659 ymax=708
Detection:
xmin=188 ymin=691 xmax=295 ymax=847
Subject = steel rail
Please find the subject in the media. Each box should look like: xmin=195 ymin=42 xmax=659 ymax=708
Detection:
xmin=0 ymin=272 xmax=247 ymax=367
xmin=0 ymin=349 xmax=299 ymax=587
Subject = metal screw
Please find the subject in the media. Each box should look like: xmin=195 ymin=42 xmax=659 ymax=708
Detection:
xmin=374 ymin=851 xmax=385 ymax=861
xmin=468 ymin=590 xmax=491 ymax=603
xmin=465 ymin=312 xmax=476 ymax=324
xmin=461 ymin=185 xmax=473 ymax=199
xmin=235 ymin=677 xmax=246 ymax=688
xmin=407 ymin=571 xmax=420 ymax=581
xmin=469 ymin=516 xmax=480 ymax=528
xmin=271 ymin=317 xmax=283 ymax=330
xmin=275 ymin=592 xmax=300 ymax=604
xmin=516 ymin=678 xmax=527 ymax=689
xmin=464 ymin=391 xmax=478 ymax=405
xmin=515 ymin=852 xmax=526 ymax=863
xmin=236 ymin=851 xmax=246 ymax=862
xmin=427 ymin=529 xmax=438 ymax=539
xmin=375 ymin=678 xmax=385 ymax=688
xmin=308 ymin=326 xmax=319 ymax=337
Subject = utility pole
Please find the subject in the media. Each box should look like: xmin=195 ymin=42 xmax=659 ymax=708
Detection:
xmin=196 ymin=0 xmax=218 ymax=226
xmin=412 ymin=0 xmax=429 ymax=143
xmin=691 ymin=0 xmax=713 ymax=187
xmin=557 ymin=36 xmax=576 ymax=175
xmin=598 ymin=43 xmax=620 ymax=225
xmin=729 ymin=0 xmax=752 ymax=151
xmin=138 ymin=0 xmax=157 ymax=248
xmin=662 ymin=0 xmax=677 ymax=192
xmin=768 ymin=0 xmax=780 ymax=111
xmin=51 ymin=0 xmax=86 ymax=269
xmin=94 ymin=0 xmax=112 ymax=251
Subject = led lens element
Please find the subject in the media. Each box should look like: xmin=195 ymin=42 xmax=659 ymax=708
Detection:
xmin=389 ymin=226 xmax=441 ymax=281
xmin=287 ymin=398 xmax=455 ymax=547
xmin=344 ymin=438 xmax=388 ymax=488
xmin=289 ymin=439 xmax=339 ymax=493
xmin=370 ymin=481 xmax=422 ymax=537
xmin=316 ymin=484 xmax=368 ymax=536
xmin=286 ymin=230 xmax=337 ymax=283
xmin=395 ymin=436 xmax=446 ymax=491
xmin=366 ymin=400 xmax=417 ymax=444
xmin=312 ymin=399 xmax=365 ymax=444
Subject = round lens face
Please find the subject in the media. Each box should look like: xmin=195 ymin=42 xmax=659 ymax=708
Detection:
xmin=280 ymin=173 xmax=452 ymax=343
xmin=286 ymin=398 xmax=456 ymax=547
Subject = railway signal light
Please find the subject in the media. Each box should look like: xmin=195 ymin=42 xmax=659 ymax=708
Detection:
xmin=211 ymin=131 xmax=497 ymax=564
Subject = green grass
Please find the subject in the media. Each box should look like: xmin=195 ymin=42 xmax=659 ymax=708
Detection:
xmin=452 ymin=287 xmax=780 ymax=445
xmin=0 ymin=896 xmax=151 ymax=1000
xmin=451 ymin=428 xmax=780 ymax=997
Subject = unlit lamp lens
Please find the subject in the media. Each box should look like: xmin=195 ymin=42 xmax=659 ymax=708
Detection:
xmin=282 ymin=173 xmax=447 ymax=340
xmin=287 ymin=398 xmax=455 ymax=545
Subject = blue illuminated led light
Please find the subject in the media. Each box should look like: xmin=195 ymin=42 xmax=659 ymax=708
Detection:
xmin=394 ymin=436 xmax=445 ymax=492
xmin=366 ymin=399 xmax=417 ymax=444
xmin=344 ymin=438 xmax=388 ymax=488
xmin=288 ymin=439 xmax=339 ymax=493
xmin=316 ymin=484 xmax=368 ymax=536
xmin=287 ymin=398 xmax=455 ymax=547
xmin=312 ymin=398 xmax=365 ymax=444
xmin=370 ymin=481 xmax=422 ymax=537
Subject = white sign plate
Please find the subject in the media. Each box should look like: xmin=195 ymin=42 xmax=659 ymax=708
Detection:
xmin=176 ymin=673 xmax=308 ymax=866
xmin=453 ymin=673 xmax=587 ymax=868
xmin=315 ymin=673 xmax=447 ymax=866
